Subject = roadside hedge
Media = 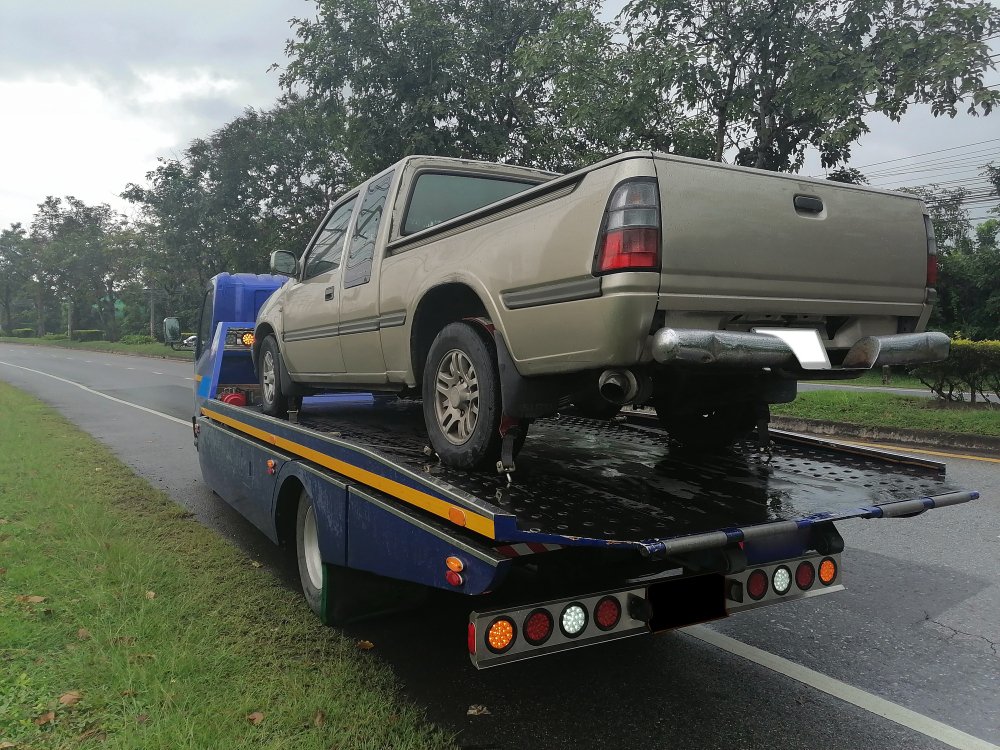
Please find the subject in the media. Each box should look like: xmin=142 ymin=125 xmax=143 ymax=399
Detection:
xmin=11 ymin=328 xmax=33 ymax=337
xmin=42 ymin=332 xmax=68 ymax=340
xmin=911 ymin=339 xmax=1000 ymax=403
xmin=119 ymin=334 xmax=157 ymax=345
xmin=70 ymin=329 xmax=104 ymax=342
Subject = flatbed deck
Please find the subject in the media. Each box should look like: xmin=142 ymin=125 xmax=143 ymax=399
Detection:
xmin=202 ymin=395 xmax=971 ymax=557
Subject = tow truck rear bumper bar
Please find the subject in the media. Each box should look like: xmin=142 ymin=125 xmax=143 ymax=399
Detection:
xmin=651 ymin=328 xmax=951 ymax=371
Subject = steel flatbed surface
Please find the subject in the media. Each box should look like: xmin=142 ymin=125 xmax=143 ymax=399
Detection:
xmin=200 ymin=397 xmax=975 ymax=555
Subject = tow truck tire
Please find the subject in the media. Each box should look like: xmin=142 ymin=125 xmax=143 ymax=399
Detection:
xmin=259 ymin=335 xmax=290 ymax=418
xmin=422 ymin=322 xmax=506 ymax=470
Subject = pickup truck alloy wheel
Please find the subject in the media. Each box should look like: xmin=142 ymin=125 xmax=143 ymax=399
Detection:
xmin=422 ymin=322 xmax=508 ymax=470
xmin=434 ymin=349 xmax=480 ymax=445
xmin=259 ymin=335 xmax=290 ymax=418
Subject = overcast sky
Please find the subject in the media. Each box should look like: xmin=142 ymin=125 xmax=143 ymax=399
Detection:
xmin=1 ymin=0 xmax=997 ymax=230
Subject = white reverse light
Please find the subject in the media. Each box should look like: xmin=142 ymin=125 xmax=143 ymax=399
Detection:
xmin=772 ymin=566 xmax=792 ymax=595
xmin=560 ymin=604 xmax=588 ymax=637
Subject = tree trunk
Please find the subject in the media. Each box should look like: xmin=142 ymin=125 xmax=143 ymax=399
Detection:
xmin=34 ymin=285 xmax=46 ymax=337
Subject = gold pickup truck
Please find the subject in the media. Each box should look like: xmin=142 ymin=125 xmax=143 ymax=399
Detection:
xmin=254 ymin=152 xmax=948 ymax=469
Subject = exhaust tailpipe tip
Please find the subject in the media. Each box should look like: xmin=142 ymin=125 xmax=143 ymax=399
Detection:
xmin=599 ymin=369 xmax=639 ymax=404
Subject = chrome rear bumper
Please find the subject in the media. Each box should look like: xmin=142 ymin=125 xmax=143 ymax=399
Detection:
xmin=651 ymin=328 xmax=950 ymax=371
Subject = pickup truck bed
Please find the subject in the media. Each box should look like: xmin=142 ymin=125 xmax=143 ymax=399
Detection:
xmin=202 ymin=394 xmax=970 ymax=556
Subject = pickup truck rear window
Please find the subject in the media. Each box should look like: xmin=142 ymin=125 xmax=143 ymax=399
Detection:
xmin=402 ymin=173 xmax=537 ymax=235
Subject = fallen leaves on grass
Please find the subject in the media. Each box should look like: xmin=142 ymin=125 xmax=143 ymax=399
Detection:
xmin=15 ymin=595 xmax=46 ymax=604
xmin=467 ymin=705 xmax=491 ymax=716
xmin=251 ymin=560 xmax=262 ymax=568
xmin=59 ymin=691 xmax=82 ymax=707
xmin=0 ymin=741 xmax=17 ymax=748
xmin=34 ymin=710 xmax=55 ymax=726
xmin=356 ymin=640 xmax=375 ymax=650
xmin=112 ymin=636 xmax=137 ymax=646
xmin=136 ymin=714 xmax=149 ymax=724
xmin=247 ymin=711 xmax=265 ymax=725
xmin=77 ymin=726 xmax=106 ymax=742
xmin=0 ymin=567 xmax=7 ymax=575
xmin=77 ymin=628 xmax=91 ymax=640
xmin=313 ymin=709 xmax=326 ymax=727
xmin=145 ymin=591 xmax=156 ymax=600
xmin=0 ymin=518 xmax=9 ymax=524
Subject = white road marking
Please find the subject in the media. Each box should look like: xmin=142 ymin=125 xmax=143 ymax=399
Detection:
xmin=686 ymin=626 xmax=999 ymax=750
xmin=0 ymin=360 xmax=190 ymax=427
xmin=152 ymin=371 xmax=163 ymax=375
xmin=127 ymin=367 xmax=135 ymax=370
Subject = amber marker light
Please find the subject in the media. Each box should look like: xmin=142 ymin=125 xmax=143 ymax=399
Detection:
xmin=486 ymin=617 xmax=516 ymax=653
xmin=241 ymin=332 xmax=255 ymax=347
xmin=446 ymin=556 xmax=464 ymax=572
xmin=818 ymin=557 xmax=838 ymax=586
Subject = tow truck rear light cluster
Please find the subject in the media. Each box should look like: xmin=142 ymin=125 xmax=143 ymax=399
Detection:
xmin=224 ymin=328 xmax=255 ymax=350
xmin=469 ymin=588 xmax=646 ymax=668
xmin=594 ymin=178 xmax=661 ymax=274
xmin=726 ymin=554 xmax=841 ymax=612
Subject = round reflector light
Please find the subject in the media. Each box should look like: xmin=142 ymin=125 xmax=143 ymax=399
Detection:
xmin=523 ymin=609 xmax=554 ymax=646
xmin=747 ymin=569 xmax=768 ymax=600
xmin=795 ymin=561 xmax=815 ymax=590
xmin=594 ymin=596 xmax=622 ymax=631
xmin=818 ymin=557 xmax=838 ymax=585
xmin=559 ymin=603 xmax=588 ymax=638
xmin=485 ymin=617 xmax=516 ymax=653
xmin=772 ymin=566 xmax=792 ymax=595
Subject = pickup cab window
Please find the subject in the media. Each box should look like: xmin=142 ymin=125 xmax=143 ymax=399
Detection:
xmin=345 ymin=171 xmax=393 ymax=288
xmin=402 ymin=172 xmax=537 ymax=235
xmin=303 ymin=197 xmax=357 ymax=280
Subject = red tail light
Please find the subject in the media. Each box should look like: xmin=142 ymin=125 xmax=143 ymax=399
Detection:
xmin=523 ymin=609 xmax=554 ymax=646
xmin=795 ymin=561 xmax=815 ymax=590
xmin=595 ymin=179 xmax=660 ymax=274
xmin=747 ymin=569 xmax=768 ymax=600
xmin=927 ymin=254 xmax=938 ymax=288
xmin=594 ymin=596 xmax=622 ymax=631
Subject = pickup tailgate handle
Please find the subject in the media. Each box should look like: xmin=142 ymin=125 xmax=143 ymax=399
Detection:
xmin=324 ymin=286 xmax=335 ymax=301
xmin=794 ymin=195 xmax=824 ymax=213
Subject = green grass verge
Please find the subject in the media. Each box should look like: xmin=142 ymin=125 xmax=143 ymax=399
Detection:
xmin=810 ymin=371 xmax=928 ymax=390
xmin=0 ymin=383 xmax=450 ymax=749
xmin=0 ymin=337 xmax=193 ymax=360
xmin=773 ymin=390 xmax=1000 ymax=437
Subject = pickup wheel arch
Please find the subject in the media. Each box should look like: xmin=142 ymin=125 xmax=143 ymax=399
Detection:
xmin=410 ymin=283 xmax=490 ymax=387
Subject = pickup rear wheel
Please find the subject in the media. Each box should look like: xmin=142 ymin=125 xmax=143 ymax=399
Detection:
xmin=259 ymin=335 xmax=290 ymax=418
xmin=422 ymin=322 xmax=506 ymax=470
xmin=656 ymin=402 xmax=759 ymax=451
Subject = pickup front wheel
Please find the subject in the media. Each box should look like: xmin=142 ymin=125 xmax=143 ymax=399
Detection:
xmin=422 ymin=322 xmax=506 ymax=470
xmin=259 ymin=335 xmax=290 ymax=418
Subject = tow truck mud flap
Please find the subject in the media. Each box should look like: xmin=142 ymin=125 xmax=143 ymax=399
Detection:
xmin=469 ymin=554 xmax=846 ymax=668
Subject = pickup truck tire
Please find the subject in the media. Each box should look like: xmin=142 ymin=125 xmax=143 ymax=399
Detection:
xmin=259 ymin=335 xmax=290 ymax=418
xmin=422 ymin=322 xmax=507 ymax=470
xmin=655 ymin=402 xmax=758 ymax=451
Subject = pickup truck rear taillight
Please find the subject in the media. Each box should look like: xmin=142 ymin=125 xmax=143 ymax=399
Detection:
xmin=595 ymin=179 xmax=660 ymax=274
xmin=924 ymin=214 xmax=938 ymax=288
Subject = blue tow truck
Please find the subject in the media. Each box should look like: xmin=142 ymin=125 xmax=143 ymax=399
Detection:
xmin=190 ymin=272 xmax=978 ymax=668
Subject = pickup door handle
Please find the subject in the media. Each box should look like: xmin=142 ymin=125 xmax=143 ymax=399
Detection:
xmin=324 ymin=286 xmax=335 ymax=301
xmin=794 ymin=195 xmax=824 ymax=213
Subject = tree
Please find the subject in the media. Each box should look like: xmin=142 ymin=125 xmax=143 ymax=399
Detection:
xmin=933 ymin=218 xmax=1000 ymax=339
xmin=0 ymin=224 xmax=29 ymax=334
xmin=280 ymin=0 xmax=628 ymax=174
xmin=826 ymin=167 xmax=868 ymax=185
xmin=621 ymin=0 xmax=1000 ymax=171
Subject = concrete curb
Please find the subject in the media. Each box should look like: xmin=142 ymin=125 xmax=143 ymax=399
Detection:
xmin=770 ymin=415 xmax=1000 ymax=455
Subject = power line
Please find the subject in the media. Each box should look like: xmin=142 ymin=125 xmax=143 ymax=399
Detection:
xmin=846 ymin=138 xmax=1000 ymax=171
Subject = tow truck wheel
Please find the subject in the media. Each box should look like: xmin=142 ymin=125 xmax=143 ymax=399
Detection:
xmin=422 ymin=321 xmax=509 ymax=470
xmin=259 ymin=335 xmax=290 ymax=418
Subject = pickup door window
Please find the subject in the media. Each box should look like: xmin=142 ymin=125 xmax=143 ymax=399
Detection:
xmin=402 ymin=172 xmax=536 ymax=235
xmin=345 ymin=171 xmax=393 ymax=289
xmin=303 ymin=201 xmax=356 ymax=280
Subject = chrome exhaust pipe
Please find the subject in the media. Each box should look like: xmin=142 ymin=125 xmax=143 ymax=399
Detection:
xmin=599 ymin=369 xmax=639 ymax=404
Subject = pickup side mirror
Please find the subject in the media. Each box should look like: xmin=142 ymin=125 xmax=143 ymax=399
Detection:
xmin=270 ymin=250 xmax=299 ymax=277
xmin=163 ymin=317 xmax=181 ymax=344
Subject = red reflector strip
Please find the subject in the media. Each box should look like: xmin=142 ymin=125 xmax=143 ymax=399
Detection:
xmin=597 ymin=228 xmax=659 ymax=272
xmin=467 ymin=622 xmax=476 ymax=654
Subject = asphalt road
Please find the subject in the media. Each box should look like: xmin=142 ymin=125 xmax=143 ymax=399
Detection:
xmin=2 ymin=343 xmax=998 ymax=750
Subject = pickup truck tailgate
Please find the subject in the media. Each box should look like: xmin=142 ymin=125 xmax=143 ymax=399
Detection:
xmin=652 ymin=155 xmax=929 ymax=310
